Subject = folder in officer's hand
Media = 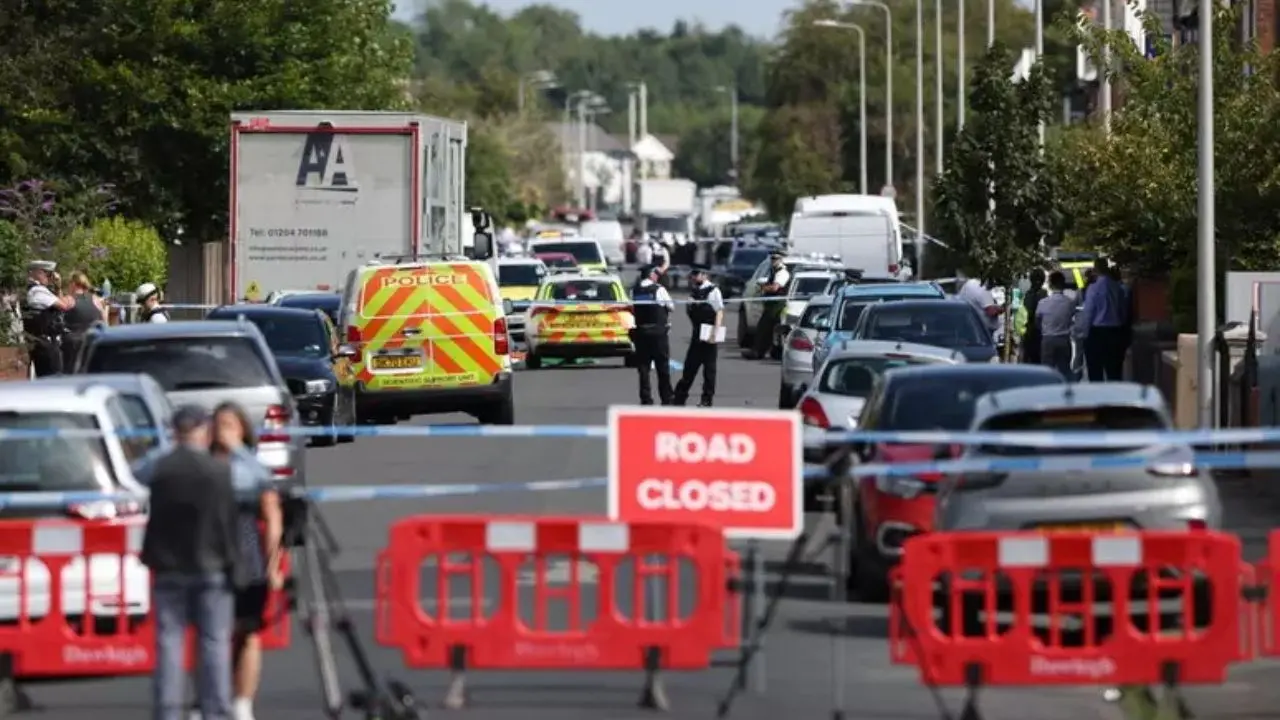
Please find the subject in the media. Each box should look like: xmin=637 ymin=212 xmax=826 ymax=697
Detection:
xmin=700 ymin=325 xmax=726 ymax=343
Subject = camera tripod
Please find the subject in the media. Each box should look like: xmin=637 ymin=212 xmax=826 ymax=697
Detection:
xmin=283 ymin=496 xmax=425 ymax=720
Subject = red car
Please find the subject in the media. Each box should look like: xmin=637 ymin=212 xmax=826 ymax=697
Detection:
xmin=534 ymin=252 xmax=579 ymax=271
xmin=847 ymin=364 xmax=1066 ymax=600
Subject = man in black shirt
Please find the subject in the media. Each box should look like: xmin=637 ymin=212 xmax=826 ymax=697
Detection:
xmin=1020 ymin=268 xmax=1047 ymax=364
xmin=140 ymin=405 xmax=241 ymax=720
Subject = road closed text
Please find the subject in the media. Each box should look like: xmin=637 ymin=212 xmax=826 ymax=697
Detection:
xmin=636 ymin=478 xmax=775 ymax=512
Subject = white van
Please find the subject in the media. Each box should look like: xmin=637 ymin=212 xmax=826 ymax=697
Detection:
xmin=788 ymin=194 xmax=905 ymax=278
xmin=578 ymin=220 xmax=626 ymax=267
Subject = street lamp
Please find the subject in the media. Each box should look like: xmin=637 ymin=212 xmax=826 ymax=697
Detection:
xmin=813 ymin=20 xmax=868 ymax=194
xmin=1196 ymin=1 xmax=1215 ymax=427
xmin=848 ymin=0 xmax=894 ymax=190
xmin=714 ymin=86 xmax=741 ymax=182
xmin=577 ymin=94 xmax=609 ymax=209
xmin=916 ymin=0 xmax=926 ymax=252
xmin=935 ymin=0 xmax=944 ymax=174
xmin=518 ymin=70 xmax=558 ymax=114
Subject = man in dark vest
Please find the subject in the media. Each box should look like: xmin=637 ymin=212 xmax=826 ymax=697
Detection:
xmin=630 ymin=265 xmax=675 ymax=405
xmin=748 ymin=250 xmax=789 ymax=359
xmin=673 ymin=265 xmax=724 ymax=407
xmin=1020 ymin=268 xmax=1047 ymax=365
xmin=23 ymin=261 xmax=74 ymax=377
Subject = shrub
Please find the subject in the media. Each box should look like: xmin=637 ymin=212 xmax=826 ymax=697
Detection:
xmin=56 ymin=217 xmax=167 ymax=293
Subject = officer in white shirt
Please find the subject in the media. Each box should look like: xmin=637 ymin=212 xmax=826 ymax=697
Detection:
xmin=24 ymin=260 xmax=74 ymax=376
xmin=958 ymin=275 xmax=1002 ymax=335
xmin=749 ymin=251 xmax=789 ymax=359
xmin=135 ymin=282 xmax=169 ymax=323
xmin=630 ymin=265 xmax=676 ymax=405
xmin=673 ymin=265 xmax=724 ymax=407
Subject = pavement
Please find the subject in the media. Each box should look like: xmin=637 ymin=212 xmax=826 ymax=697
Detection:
xmin=19 ymin=299 xmax=1280 ymax=719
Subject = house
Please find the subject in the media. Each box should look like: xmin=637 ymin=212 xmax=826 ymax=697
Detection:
xmin=547 ymin=122 xmax=633 ymax=214
xmin=631 ymin=133 xmax=677 ymax=180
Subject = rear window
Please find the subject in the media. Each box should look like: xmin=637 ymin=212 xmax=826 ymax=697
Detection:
xmin=800 ymin=304 xmax=832 ymax=329
xmin=0 ymin=412 xmax=115 ymax=491
xmin=791 ymin=277 xmax=833 ymax=297
xmin=548 ymin=280 xmax=620 ymax=301
xmin=862 ymin=304 xmax=990 ymax=347
xmin=978 ymin=405 xmax=1166 ymax=455
xmin=278 ymin=295 xmax=340 ymax=323
xmin=836 ymin=302 xmax=871 ymax=330
xmin=730 ymin=249 xmax=769 ymax=268
xmin=819 ymin=356 xmax=940 ymax=396
xmin=532 ymin=242 xmax=602 ymax=264
xmin=884 ymin=373 xmax=1064 ymax=431
xmin=85 ymin=338 xmax=273 ymax=391
xmin=499 ymin=264 xmax=546 ymax=286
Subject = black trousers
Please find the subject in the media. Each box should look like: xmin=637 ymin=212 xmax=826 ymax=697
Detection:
xmin=1021 ymin=329 xmax=1042 ymax=364
xmin=752 ymin=303 xmax=782 ymax=357
xmin=674 ymin=340 xmax=718 ymax=405
xmin=28 ymin=338 xmax=62 ymax=377
xmin=1041 ymin=335 xmax=1073 ymax=380
xmin=630 ymin=327 xmax=672 ymax=405
xmin=1084 ymin=326 xmax=1127 ymax=382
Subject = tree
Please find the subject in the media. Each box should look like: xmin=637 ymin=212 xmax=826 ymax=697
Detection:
xmin=1048 ymin=7 xmax=1280 ymax=328
xmin=933 ymin=44 xmax=1059 ymax=292
xmin=0 ymin=0 xmax=413 ymax=241
xmin=672 ymin=106 xmax=765 ymax=188
xmin=56 ymin=217 xmax=168 ymax=293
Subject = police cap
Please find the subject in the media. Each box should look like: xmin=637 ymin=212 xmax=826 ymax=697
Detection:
xmin=690 ymin=263 xmax=711 ymax=274
xmin=28 ymin=260 xmax=56 ymax=273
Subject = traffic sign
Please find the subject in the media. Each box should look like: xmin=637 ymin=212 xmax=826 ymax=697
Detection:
xmin=245 ymin=280 xmax=262 ymax=302
xmin=607 ymin=406 xmax=802 ymax=540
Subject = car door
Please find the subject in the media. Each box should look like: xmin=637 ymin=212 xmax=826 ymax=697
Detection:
xmin=744 ymin=259 xmax=770 ymax=325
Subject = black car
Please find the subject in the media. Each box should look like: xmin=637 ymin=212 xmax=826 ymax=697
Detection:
xmin=275 ymin=292 xmax=341 ymax=324
xmin=718 ymin=247 xmax=772 ymax=297
xmin=205 ymin=305 xmax=356 ymax=446
xmin=849 ymin=299 xmax=997 ymax=362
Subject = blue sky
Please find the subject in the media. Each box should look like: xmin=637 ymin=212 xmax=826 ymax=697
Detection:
xmin=393 ymin=0 xmax=798 ymax=38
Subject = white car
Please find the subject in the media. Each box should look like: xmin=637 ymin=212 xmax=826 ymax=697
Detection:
xmin=737 ymin=254 xmax=844 ymax=351
xmin=0 ymin=380 xmax=156 ymax=623
xmin=779 ymin=295 xmax=834 ymax=408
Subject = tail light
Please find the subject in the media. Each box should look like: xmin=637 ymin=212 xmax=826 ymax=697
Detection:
xmin=798 ymin=396 xmax=830 ymax=428
xmin=68 ymin=500 xmax=144 ymax=521
xmin=494 ymin=317 xmax=510 ymax=355
xmin=260 ymin=404 xmax=291 ymax=443
xmin=788 ymin=334 xmax=814 ymax=351
xmin=1186 ymin=518 xmax=1207 ymax=531
xmin=345 ymin=326 xmax=361 ymax=345
xmin=915 ymin=472 xmax=944 ymax=482
xmin=888 ymin=263 xmax=899 ymax=274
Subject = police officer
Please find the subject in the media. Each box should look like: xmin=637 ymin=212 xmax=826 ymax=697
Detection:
xmin=23 ymin=261 xmax=74 ymax=377
xmin=748 ymin=250 xmax=789 ymax=359
xmin=673 ymin=264 xmax=724 ymax=407
xmin=135 ymin=282 xmax=170 ymax=323
xmin=630 ymin=265 xmax=675 ymax=405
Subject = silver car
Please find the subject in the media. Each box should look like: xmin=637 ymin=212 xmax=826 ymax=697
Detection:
xmin=936 ymin=382 xmax=1220 ymax=533
xmin=778 ymin=295 xmax=833 ymax=408
xmin=76 ymin=319 xmax=308 ymax=485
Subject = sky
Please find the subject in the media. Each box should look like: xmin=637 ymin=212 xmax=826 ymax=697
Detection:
xmin=392 ymin=0 xmax=797 ymax=39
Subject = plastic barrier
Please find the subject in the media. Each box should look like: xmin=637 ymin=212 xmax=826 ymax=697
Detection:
xmin=890 ymin=531 xmax=1247 ymax=692
xmin=0 ymin=519 xmax=292 ymax=682
xmin=1255 ymin=529 xmax=1280 ymax=656
xmin=374 ymin=516 xmax=737 ymax=708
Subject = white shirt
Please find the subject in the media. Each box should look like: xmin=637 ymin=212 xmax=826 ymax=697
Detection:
xmin=958 ymin=278 xmax=999 ymax=331
xmin=636 ymin=279 xmax=674 ymax=310
xmin=25 ymin=284 xmax=58 ymax=311
xmin=636 ymin=243 xmax=654 ymax=266
xmin=147 ymin=307 xmax=168 ymax=323
xmin=695 ymin=281 xmax=725 ymax=312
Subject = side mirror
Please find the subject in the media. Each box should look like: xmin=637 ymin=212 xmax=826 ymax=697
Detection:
xmin=335 ymin=344 xmax=359 ymax=360
xmin=502 ymin=299 xmax=514 ymax=315
xmin=472 ymin=231 xmax=494 ymax=260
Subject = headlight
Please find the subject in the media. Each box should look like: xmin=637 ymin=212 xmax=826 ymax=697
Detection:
xmin=304 ymin=379 xmax=334 ymax=394
xmin=874 ymin=476 xmax=926 ymax=499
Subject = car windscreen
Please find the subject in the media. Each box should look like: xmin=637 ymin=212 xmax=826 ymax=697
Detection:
xmin=207 ymin=313 xmax=327 ymax=357
xmin=730 ymin=249 xmax=769 ymax=268
xmin=499 ymin=264 xmax=546 ymax=286
xmin=884 ymin=373 xmax=1062 ymax=431
xmin=533 ymin=242 xmax=602 ymax=264
xmin=791 ymin=277 xmax=833 ymax=298
xmin=549 ymin=280 xmax=620 ymax=301
xmin=861 ymin=304 xmax=990 ymax=348
xmin=836 ymin=302 xmax=871 ymax=330
xmin=800 ymin=304 xmax=832 ymax=329
xmin=278 ymin=295 xmax=339 ymax=323
xmin=977 ymin=405 xmax=1166 ymax=455
xmin=819 ymin=356 xmax=940 ymax=396
xmin=538 ymin=254 xmax=577 ymax=268
xmin=85 ymin=337 xmax=274 ymax=391
xmin=0 ymin=412 xmax=116 ymax=491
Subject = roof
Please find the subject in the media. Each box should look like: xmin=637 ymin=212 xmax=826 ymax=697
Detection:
xmin=208 ymin=305 xmax=321 ymax=320
xmin=879 ymin=363 xmax=1061 ymax=383
xmin=0 ymin=380 xmax=117 ymax=410
xmin=858 ymin=298 xmax=970 ymax=312
xmin=35 ymin=373 xmax=157 ymax=394
xmin=654 ymin=134 xmax=680 ymax=153
xmin=547 ymin=122 xmax=628 ymax=154
xmin=530 ymin=237 xmax=598 ymax=246
xmin=277 ymin=293 xmax=340 ymax=305
xmin=804 ymin=295 xmax=835 ymax=306
xmin=839 ymin=282 xmax=945 ymax=298
xmin=542 ymin=273 xmax=622 ymax=284
xmin=499 ymin=257 xmax=546 ymax=266
xmin=825 ymin=340 xmax=963 ymax=364
xmin=974 ymin=382 xmax=1165 ymax=417
xmin=89 ymin=320 xmax=260 ymax=343
xmin=632 ymin=134 xmax=675 ymax=161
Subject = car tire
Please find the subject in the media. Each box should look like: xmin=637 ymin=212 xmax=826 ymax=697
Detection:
xmin=737 ymin=310 xmax=751 ymax=348
xmin=479 ymin=393 xmax=515 ymax=425
xmin=777 ymin=383 xmax=792 ymax=409
xmin=525 ymin=352 xmax=542 ymax=370
xmin=312 ymin=410 xmax=339 ymax=448
xmin=623 ymin=353 xmax=637 ymax=368
xmin=338 ymin=400 xmax=356 ymax=443
xmin=850 ymin=507 xmax=890 ymax=603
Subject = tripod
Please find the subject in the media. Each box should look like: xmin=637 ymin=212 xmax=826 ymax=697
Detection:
xmin=283 ymin=496 xmax=425 ymax=720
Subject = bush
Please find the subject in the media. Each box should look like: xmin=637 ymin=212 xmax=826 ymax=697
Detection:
xmin=0 ymin=221 xmax=28 ymax=292
xmin=56 ymin=217 xmax=167 ymax=293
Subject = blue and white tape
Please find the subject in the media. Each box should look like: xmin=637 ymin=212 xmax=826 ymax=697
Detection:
xmin=115 ymin=296 xmax=810 ymax=312
xmin=17 ymin=423 xmax=1280 ymax=448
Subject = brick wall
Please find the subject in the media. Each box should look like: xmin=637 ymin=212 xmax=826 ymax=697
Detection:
xmin=1258 ymin=0 xmax=1276 ymax=51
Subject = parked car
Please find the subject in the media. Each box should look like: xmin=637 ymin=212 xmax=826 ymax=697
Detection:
xmin=813 ymin=282 xmax=948 ymax=370
xmin=737 ymin=253 xmax=844 ymax=353
xmin=848 ymin=299 xmax=998 ymax=363
xmin=36 ymin=373 xmax=174 ymax=462
xmin=74 ymin=319 xmax=308 ymax=485
xmin=273 ymin=291 xmax=341 ymax=325
xmin=845 ymin=364 xmax=1067 ymax=600
xmin=779 ymin=296 xmax=834 ymax=408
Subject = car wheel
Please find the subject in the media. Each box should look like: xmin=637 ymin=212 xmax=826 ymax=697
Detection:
xmin=338 ymin=399 xmax=356 ymax=443
xmin=737 ymin=310 xmax=751 ymax=348
xmin=479 ymin=392 xmax=515 ymax=425
xmin=777 ymin=383 xmax=792 ymax=409
xmin=526 ymin=352 xmax=542 ymax=370
xmin=312 ymin=410 xmax=338 ymax=448
xmin=851 ymin=507 xmax=890 ymax=603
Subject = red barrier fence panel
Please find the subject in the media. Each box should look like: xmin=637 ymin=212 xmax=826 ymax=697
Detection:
xmin=375 ymin=515 xmax=734 ymax=672
xmin=1256 ymin=529 xmax=1280 ymax=657
xmin=891 ymin=531 xmax=1245 ymax=688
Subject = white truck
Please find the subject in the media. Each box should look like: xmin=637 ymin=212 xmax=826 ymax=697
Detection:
xmin=228 ymin=110 xmax=468 ymax=301
xmin=636 ymin=178 xmax=697 ymax=242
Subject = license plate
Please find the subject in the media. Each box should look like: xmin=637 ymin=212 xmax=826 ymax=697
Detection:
xmin=372 ymin=355 xmax=422 ymax=370
xmin=1038 ymin=523 xmax=1128 ymax=533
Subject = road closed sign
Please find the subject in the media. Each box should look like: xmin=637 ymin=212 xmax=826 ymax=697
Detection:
xmin=607 ymin=406 xmax=803 ymax=540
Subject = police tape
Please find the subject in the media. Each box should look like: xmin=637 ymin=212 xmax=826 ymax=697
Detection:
xmin=15 ymin=422 xmax=1280 ymax=448
xmin=3 ymin=448 xmax=1278 ymax=509
xmin=109 ymin=296 xmax=813 ymax=312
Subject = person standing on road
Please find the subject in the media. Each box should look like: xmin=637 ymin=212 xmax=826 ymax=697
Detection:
xmin=1020 ymin=269 xmax=1047 ymax=365
xmin=1082 ymin=257 xmax=1128 ymax=381
xmin=630 ymin=265 xmax=675 ymax=405
xmin=1036 ymin=271 xmax=1077 ymax=379
xmin=958 ymin=274 xmax=1003 ymax=351
xmin=673 ymin=265 xmax=724 ymax=407
xmin=23 ymin=260 xmax=74 ymax=377
xmin=140 ymin=405 xmax=241 ymax=720
xmin=748 ymin=251 xmax=789 ymax=360
xmin=61 ymin=271 xmax=105 ymax=371
xmin=210 ymin=403 xmax=283 ymax=720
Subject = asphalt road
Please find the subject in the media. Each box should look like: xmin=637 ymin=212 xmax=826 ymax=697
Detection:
xmin=20 ymin=300 xmax=1280 ymax=720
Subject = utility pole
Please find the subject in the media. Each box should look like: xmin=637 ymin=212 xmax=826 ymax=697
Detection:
xmin=1196 ymin=0 xmax=1216 ymax=427
xmin=935 ymin=0 xmax=944 ymax=175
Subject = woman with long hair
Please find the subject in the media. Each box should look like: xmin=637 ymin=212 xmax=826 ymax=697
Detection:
xmin=61 ymin=270 xmax=105 ymax=371
xmin=209 ymin=402 xmax=283 ymax=720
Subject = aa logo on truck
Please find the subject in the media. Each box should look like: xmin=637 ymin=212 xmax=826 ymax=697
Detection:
xmin=297 ymin=133 xmax=359 ymax=192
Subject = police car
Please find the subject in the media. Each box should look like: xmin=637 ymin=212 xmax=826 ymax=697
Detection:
xmin=523 ymin=272 xmax=635 ymax=369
